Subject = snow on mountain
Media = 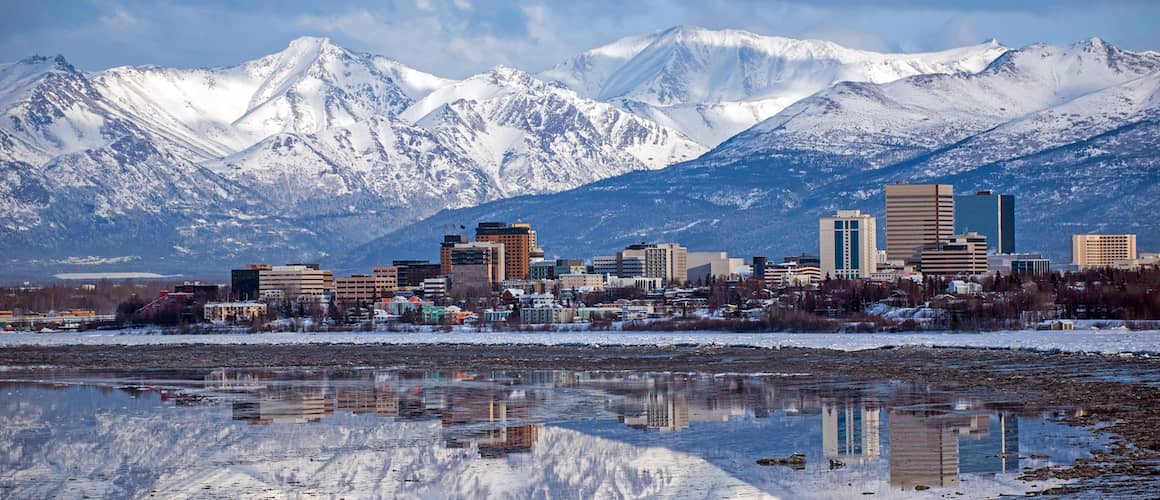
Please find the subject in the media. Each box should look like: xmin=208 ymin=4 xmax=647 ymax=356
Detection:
xmin=90 ymin=36 xmax=422 ymax=159
xmin=403 ymin=66 xmax=704 ymax=197
xmin=542 ymin=26 xmax=1009 ymax=147
xmin=0 ymin=37 xmax=704 ymax=271
xmin=713 ymin=37 xmax=1160 ymax=170
xmin=356 ymin=38 xmax=1160 ymax=266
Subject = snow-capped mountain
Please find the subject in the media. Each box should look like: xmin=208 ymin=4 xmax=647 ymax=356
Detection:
xmin=0 ymin=37 xmax=703 ymax=271
xmin=542 ymin=26 xmax=1009 ymax=146
xmin=356 ymin=38 xmax=1160 ymax=266
xmin=402 ymin=67 xmax=703 ymax=197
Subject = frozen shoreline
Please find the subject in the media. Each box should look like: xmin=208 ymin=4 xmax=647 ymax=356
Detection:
xmin=2 ymin=328 xmax=1159 ymax=354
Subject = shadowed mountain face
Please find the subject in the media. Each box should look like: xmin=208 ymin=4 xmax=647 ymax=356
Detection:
xmin=354 ymin=39 xmax=1160 ymax=268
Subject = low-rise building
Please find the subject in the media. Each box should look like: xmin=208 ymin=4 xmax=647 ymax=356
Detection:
xmin=1011 ymin=258 xmax=1052 ymax=275
xmin=686 ymin=251 xmax=746 ymax=282
xmin=205 ymin=302 xmax=268 ymax=323
xmin=919 ymin=233 xmax=988 ymax=275
xmin=521 ymin=305 xmax=576 ymax=324
xmin=946 ymin=280 xmax=983 ymax=296
xmin=606 ymin=276 xmax=663 ymax=290
xmin=558 ymin=273 xmax=604 ymax=291
xmin=335 ymin=275 xmax=381 ymax=303
xmin=423 ymin=277 xmax=449 ymax=300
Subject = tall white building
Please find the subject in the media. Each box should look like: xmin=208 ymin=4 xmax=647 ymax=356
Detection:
xmin=820 ymin=210 xmax=878 ymax=279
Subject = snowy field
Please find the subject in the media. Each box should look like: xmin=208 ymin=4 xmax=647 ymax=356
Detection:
xmin=1 ymin=329 xmax=1159 ymax=354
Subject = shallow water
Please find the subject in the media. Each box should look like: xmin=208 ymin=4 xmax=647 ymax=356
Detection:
xmin=0 ymin=368 xmax=1105 ymax=499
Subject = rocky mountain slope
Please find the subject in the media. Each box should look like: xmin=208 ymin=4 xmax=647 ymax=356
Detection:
xmin=0 ymin=37 xmax=702 ymax=272
xmin=357 ymin=38 xmax=1160 ymax=267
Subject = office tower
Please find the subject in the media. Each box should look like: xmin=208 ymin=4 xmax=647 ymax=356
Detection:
xmin=919 ymin=232 xmax=988 ymax=275
xmin=440 ymin=234 xmax=468 ymax=275
xmin=955 ymin=191 xmax=1014 ymax=254
xmin=819 ymin=210 xmax=878 ymax=279
xmin=450 ymin=242 xmax=506 ymax=288
xmin=886 ymin=183 xmax=954 ymax=261
xmin=1072 ymin=234 xmax=1137 ymax=269
xmin=475 ymin=222 xmax=533 ymax=280
xmin=230 ymin=263 xmax=268 ymax=301
xmin=752 ymin=256 xmax=768 ymax=280
xmin=644 ymin=243 xmax=688 ymax=284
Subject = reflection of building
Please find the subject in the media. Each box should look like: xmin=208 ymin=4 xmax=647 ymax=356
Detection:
xmin=823 ymin=402 xmax=882 ymax=462
xmin=617 ymin=390 xmax=690 ymax=432
xmin=889 ymin=410 xmax=958 ymax=489
xmin=232 ymin=391 xmax=333 ymax=425
xmin=335 ymin=387 xmax=399 ymax=418
xmin=958 ymin=413 xmax=1019 ymax=475
xmin=442 ymin=391 xmax=542 ymax=458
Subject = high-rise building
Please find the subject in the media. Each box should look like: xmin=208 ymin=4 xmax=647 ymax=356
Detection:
xmin=752 ymin=256 xmax=768 ymax=281
xmin=919 ymin=232 xmax=988 ymax=275
xmin=476 ymin=222 xmax=533 ymax=281
xmin=450 ymin=242 xmax=506 ymax=288
xmin=886 ymin=183 xmax=954 ymax=262
xmin=819 ymin=210 xmax=878 ymax=279
xmin=644 ymin=243 xmax=688 ymax=284
xmin=1071 ymin=234 xmax=1137 ymax=269
xmin=230 ymin=263 xmax=269 ymax=301
xmin=440 ymin=234 xmax=468 ymax=275
xmin=955 ymin=191 xmax=1014 ymax=254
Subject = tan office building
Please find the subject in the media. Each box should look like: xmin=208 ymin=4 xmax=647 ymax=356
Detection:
xmin=335 ymin=275 xmax=381 ymax=303
xmin=919 ymin=232 xmax=988 ymax=275
xmin=1072 ymin=234 xmax=1137 ymax=269
xmin=886 ymin=183 xmax=954 ymax=262
xmin=259 ymin=265 xmax=334 ymax=298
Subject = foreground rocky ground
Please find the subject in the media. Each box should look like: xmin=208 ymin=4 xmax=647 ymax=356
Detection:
xmin=2 ymin=343 xmax=1158 ymax=495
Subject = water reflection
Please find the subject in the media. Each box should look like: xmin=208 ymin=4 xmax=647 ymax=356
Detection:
xmin=0 ymin=368 xmax=1103 ymax=498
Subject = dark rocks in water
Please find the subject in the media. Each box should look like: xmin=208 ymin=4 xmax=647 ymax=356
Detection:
xmin=756 ymin=453 xmax=806 ymax=469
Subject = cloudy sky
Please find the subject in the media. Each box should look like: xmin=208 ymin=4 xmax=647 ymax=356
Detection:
xmin=2 ymin=0 xmax=1158 ymax=78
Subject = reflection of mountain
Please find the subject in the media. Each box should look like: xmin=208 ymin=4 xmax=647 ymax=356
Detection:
xmin=0 ymin=373 xmax=1101 ymax=499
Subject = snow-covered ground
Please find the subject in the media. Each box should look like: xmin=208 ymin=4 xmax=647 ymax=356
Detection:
xmin=2 ymin=329 xmax=1159 ymax=354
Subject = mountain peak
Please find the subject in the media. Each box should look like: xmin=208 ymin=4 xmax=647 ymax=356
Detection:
xmin=285 ymin=35 xmax=341 ymax=51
